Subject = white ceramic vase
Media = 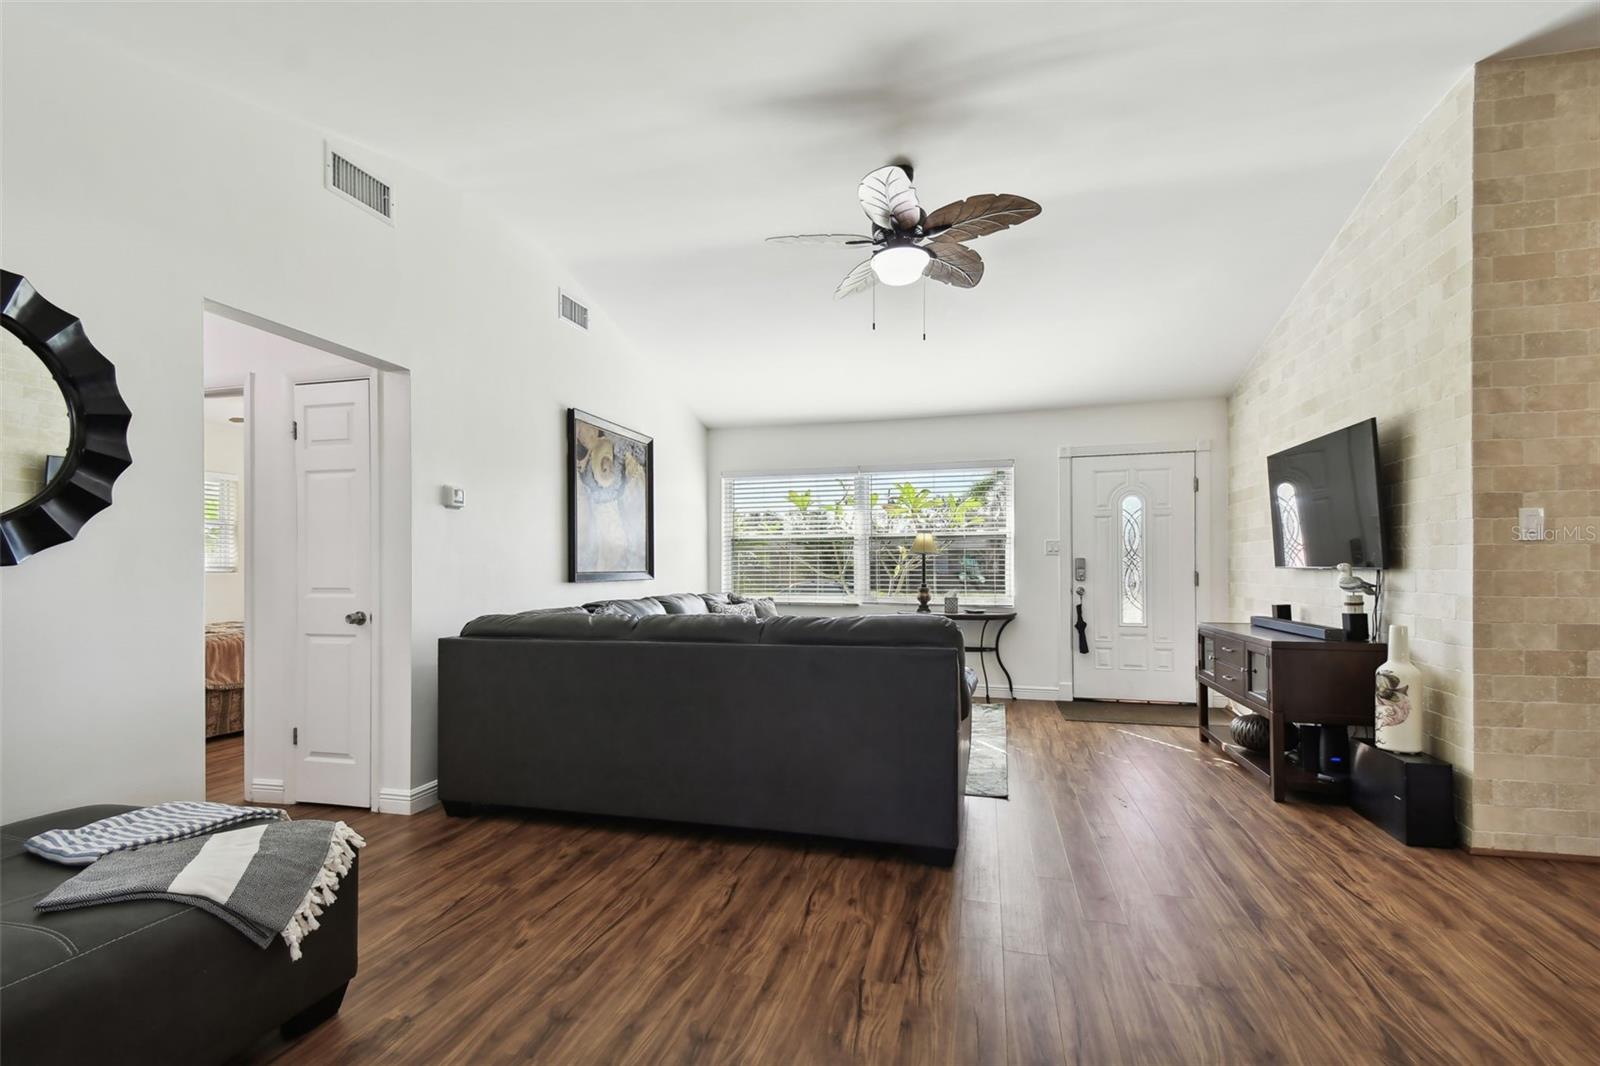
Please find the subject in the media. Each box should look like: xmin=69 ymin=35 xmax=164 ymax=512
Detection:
xmin=1375 ymin=624 xmax=1424 ymax=754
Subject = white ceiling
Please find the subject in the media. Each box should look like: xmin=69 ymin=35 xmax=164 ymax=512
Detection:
xmin=31 ymin=2 xmax=1599 ymax=426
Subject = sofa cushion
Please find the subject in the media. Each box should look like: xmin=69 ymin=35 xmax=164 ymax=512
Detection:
xmin=760 ymin=614 xmax=964 ymax=651
xmin=581 ymin=597 xmax=667 ymax=620
xmin=463 ymin=611 xmax=635 ymax=639
xmin=459 ymin=606 xmax=589 ymax=637
xmin=651 ymin=593 xmax=711 ymax=615
xmin=632 ymin=615 xmax=763 ymax=643
xmin=728 ymin=594 xmax=779 ymax=619
xmin=706 ymin=599 xmax=757 ymax=620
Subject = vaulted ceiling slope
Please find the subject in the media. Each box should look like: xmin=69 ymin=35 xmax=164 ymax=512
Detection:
xmin=25 ymin=1 xmax=1596 ymax=425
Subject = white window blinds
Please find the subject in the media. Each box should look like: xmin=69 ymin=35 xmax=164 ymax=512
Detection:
xmin=204 ymin=473 xmax=240 ymax=573
xmin=722 ymin=471 xmax=860 ymax=603
xmin=722 ymin=462 xmax=1014 ymax=605
xmin=865 ymin=465 xmax=1013 ymax=605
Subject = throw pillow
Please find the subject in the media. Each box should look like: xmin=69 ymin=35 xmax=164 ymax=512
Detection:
xmin=730 ymin=594 xmax=778 ymax=619
xmin=591 ymin=601 xmax=637 ymax=620
xmin=707 ymin=599 xmax=758 ymax=620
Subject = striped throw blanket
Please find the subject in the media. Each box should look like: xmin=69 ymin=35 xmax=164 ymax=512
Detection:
xmin=37 ymin=819 xmax=365 ymax=960
xmin=24 ymin=801 xmax=289 ymax=866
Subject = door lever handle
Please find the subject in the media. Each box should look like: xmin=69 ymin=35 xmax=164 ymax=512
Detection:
xmin=345 ymin=610 xmax=368 ymax=626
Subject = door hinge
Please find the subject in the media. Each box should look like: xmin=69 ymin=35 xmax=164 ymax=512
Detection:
xmin=292 ymin=727 xmax=298 ymax=746
xmin=1194 ymin=570 xmax=1200 ymax=587
xmin=1194 ymin=476 xmax=1200 ymax=492
xmin=291 ymin=420 xmax=298 ymax=440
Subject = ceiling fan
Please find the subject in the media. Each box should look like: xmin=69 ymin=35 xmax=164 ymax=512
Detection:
xmin=767 ymin=163 xmax=1041 ymax=298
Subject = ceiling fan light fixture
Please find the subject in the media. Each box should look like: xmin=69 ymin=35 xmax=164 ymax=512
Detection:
xmin=871 ymin=245 xmax=931 ymax=287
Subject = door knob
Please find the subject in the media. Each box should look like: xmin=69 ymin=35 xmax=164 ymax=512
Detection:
xmin=345 ymin=610 xmax=368 ymax=626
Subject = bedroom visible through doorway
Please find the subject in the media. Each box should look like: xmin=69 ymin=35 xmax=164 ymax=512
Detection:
xmin=203 ymin=391 xmax=247 ymax=758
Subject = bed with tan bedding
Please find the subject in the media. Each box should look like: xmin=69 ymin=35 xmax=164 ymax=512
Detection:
xmin=205 ymin=621 xmax=244 ymax=737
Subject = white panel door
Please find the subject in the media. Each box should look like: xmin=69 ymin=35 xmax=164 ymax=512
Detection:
xmin=293 ymin=379 xmax=372 ymax=807
xmin=1071 ymin=452 xmax=1196 ymax=702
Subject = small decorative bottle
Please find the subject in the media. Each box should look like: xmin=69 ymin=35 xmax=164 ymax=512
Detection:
xmin=1375 ymin=624 xmax=1424 ymax=754
xmin=943 ymin=592 xmax=960 ymax=615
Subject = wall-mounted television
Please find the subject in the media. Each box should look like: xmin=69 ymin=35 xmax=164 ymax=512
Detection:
xmin=1267 ymin=418 xmax=1386 ymax=569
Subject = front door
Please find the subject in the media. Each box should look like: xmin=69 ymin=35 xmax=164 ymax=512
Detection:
xmin=292 ymin=379 xmax=373 ymax=807
xmin=1070 ymin=451 xmax=1196 ymax=702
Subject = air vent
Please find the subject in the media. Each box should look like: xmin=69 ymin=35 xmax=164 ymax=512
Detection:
xmin=558 ymin=290 xmax=590 ymax=331
xmin=324 ymin=142 xmax=393 ymax=223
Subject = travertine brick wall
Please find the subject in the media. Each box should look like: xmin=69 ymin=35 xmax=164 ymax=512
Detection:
xmin=1228 ymin=76 xmax=1479 ymax=827
xmin=1470 ymin=48 xmax=1600 ymax=857
xmin=1 ymin=330 xmax=72 ymax=511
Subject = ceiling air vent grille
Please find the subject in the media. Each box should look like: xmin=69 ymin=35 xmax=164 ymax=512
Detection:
xmin=324 ymin=142 xmax=393 ymax=223
xmin=559 ymin=290 xmax=590 ymax=331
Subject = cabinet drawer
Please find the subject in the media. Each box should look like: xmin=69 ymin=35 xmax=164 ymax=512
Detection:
xmin=1214 ymin=638 xmax=1247 ymax=669
xmin=1211 ymin=662 xmax=1246 ymax=699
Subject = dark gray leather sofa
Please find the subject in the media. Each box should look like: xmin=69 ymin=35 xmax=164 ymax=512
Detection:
xmin=438 ymin=596 xmax=970 ymax=863
xmin=1 ymin=805 xmax=357 ymax=1066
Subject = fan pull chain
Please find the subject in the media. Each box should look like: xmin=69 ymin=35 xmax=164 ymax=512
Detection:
xmin=922 ymin=278 xmax=927 ymax=341
xmin=871 ymin=279 xmax=877 ymax=331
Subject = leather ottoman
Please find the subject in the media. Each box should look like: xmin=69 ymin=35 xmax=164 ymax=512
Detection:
xmin=1 ymin=805 xmax=358 ymax=1065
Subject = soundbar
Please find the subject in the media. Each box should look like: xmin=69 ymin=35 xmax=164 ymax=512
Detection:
xmin=1249 ymin=615 xmax=1347 ymax=641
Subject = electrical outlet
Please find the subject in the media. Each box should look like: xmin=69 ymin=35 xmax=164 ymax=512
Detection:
xmin=1044 ymin=539 xmax=1061 ymax=557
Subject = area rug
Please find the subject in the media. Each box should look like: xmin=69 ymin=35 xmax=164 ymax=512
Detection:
xmin=966 ymin=703 xmax=1008 ymax=799
xmin=1056 ymin=701 xmax=1194 ymax=728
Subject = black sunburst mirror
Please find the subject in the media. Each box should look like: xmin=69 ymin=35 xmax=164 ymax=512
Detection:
xmin=1 ymin=270 xmax=132 ymax=565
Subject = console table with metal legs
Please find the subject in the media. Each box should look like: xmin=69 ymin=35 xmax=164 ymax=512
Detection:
xmin=951 ymin=610 xmax=1017 ymax=700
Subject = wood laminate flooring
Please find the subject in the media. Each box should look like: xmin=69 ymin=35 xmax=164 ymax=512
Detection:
xmin=207 ymin=702 xmax=1600 ymax=1065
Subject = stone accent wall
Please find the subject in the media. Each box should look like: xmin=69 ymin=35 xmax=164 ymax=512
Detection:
xmin=1 ymin=330 xmax=72 ymax=511
xmin=1228 ymin=76 xmax=1478 ymax=827
xmin=1470 ymin=48 xmax=1600 ymax=857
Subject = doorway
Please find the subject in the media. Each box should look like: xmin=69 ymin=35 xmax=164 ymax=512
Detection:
xmin=202 ymin=307 xmax=409 ymax=810
xmin=203 ymin=390 xmax=247 ymax=799
xmin=1068 ymin=450 xmax=1198 ymax=703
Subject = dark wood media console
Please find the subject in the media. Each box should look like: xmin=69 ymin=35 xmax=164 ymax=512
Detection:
xmin=1197 ymin=622 xmax=1387 ymax=801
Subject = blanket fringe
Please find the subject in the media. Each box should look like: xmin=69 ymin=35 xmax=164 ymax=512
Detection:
xmin=280 ymin=821 xmax=366 ymax=961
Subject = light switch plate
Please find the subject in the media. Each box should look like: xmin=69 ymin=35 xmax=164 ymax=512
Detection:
xmin=443 ymin=485 xmax=465 ymax=510
xmin=1044 ymin=539 xmax=1061 ymax=557
xmin=1517 ymin=506 xmax=1544 ymax=541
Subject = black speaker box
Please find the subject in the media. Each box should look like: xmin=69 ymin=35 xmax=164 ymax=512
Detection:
xmin=1351 ymin=741 xmax=1457 ymax=848
xmin=1292 ymin=724 xmax=1321 ymax=769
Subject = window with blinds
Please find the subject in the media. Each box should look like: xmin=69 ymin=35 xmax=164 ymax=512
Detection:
xmin=204 ymin=473 xmax=240 ymax=573
xmin=722 ymin=462 xmax=1014 ymax=605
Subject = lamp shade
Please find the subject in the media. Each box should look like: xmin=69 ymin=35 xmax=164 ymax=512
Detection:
xmin=911 ymin=533 xmax=938 ymax=555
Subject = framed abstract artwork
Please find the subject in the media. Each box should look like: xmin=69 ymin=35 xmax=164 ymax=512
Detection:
xmin=568 ymin=408 xmax=654 ymax=581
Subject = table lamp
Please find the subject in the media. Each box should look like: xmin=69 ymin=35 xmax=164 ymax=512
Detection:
xmin=911 ymin=533 xmax=939 ymax=613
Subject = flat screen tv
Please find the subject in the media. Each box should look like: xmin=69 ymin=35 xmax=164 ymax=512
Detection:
xmin=1267 ymin=418 xmax=1386 ymax=569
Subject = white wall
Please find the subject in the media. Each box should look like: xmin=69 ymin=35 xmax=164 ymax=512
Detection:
xmin=202 ymin=415 xmax=245 ymax=623
xmin=0 ymin=13 xmax=707 ymax=820
xmin=706 ymin=400 xmax=1229 ymax=700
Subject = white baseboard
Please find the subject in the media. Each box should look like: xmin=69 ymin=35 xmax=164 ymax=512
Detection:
xmin=248 ymin=778 xmax=285 ymax=804
xmin=974 ymin=684 xmax=1062 ymax=702
xmin=376 ymin=779 xmax=439 ymax=815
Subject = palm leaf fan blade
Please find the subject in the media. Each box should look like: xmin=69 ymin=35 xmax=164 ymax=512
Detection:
xmin=858 ymin=165 xmax=922 ymax=231
xmin=924 ymin=194 xmax=1041 ymax=243
xmin=834 ymin=258 xmax=875 ymax=299
xmin=766 ymin=233 xmax=876 ymax=245
xmin=924 ymin=243 xmax=984 ymax=288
